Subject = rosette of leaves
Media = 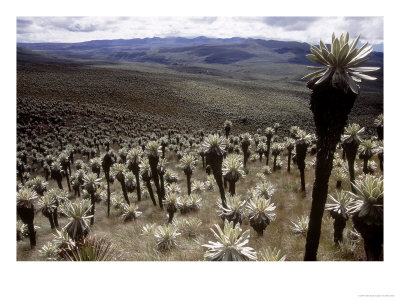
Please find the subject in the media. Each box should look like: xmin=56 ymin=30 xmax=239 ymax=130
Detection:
xmin=166 ymin=182 xmax=181 ymax=195
xmin=182 ymin=217 xmax=202 ymax=237
xmin=39 ymin=241 xmax=60 ymax=261
xmin=332 ymin=166 xmax=348 ymax=189
xmin=17 ymin=188 xmax=38 ymax=248
xmin=202 ymin=220 xmax=257 ymax=261
xmin=163 ymin=192 xmax=179 ymax=223
xmin=325 ymin=190 xmax=356 ymax=245
xmin=222 ymin=154 xmax=245 ymax=195
xmin=111 ymin=193 xmax=125 ymax=210
xmin=121 ymin=203 xmax=142 ymax=222
xmin=258 ymin=247 xmax=286 ymax=261
xmin=61 ymin=199 xmax=92 ymax=242
xmin=246 ymin=195 xmax=276 ymax=236
xmin=63 ymin=235 xmax=118 ymax=261
xmin=191 ymin=180 xmax=205 ymax=194
xmin=26 ymin=176 xmax=48 ymax=196
xmin=302 ymin=32 xmax=379 ymax=93
xmin=154 ymin=224 xmax=181 ymax=252
xmin=217 ymin=194 xmax=246 ymax=226
xmin=165 ymin=169 xmax=179 ymax=184
xmin=255 ymin=180 xmax=276 ymax=199
xmin=290 ymin=215 xmax=309 ymax=236
xmin=188 ymin=194 xmax=202 ymax=211
xmin=358 ymin=140 xmax=377 ymax=174
xmin=37 ymin=194 xmax=58 ymax=229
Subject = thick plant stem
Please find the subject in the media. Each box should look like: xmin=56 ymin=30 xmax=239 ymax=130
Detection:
xmin=287 ymin=151 xmax=292 ymax=172
xmin=48 ymin=215 xmax=55 ymax=229
xmin=205 ymin=151 xmax=226 ymax=208
xmin=304 ymin=85 xmax=356 ymax=261
xmin=120 ymin=180 xmax=130 ymax=205
xmin=149 ymin=156 xmax=163 ymax=208
xmin=106 ymin=173 xmax=111 ymax=217
xmin=342 ymin=140 xmax=358 ymax=193
xmin=352 ymin=214 xmax=383 ymax=260
xmin=27 ymin=222 xmax=36 ymax=249
xmin=145 ymin=180 xmax=157 ymax=206
xmin=134 ymin=172 xmax=141 ymax=201
xmin=228 ymin=181 xmax=236 ymax=196
xmin=186 ymin=174 xmax=191 ymax=195
xmin=331 ymin=212 xmax=347 ymax=245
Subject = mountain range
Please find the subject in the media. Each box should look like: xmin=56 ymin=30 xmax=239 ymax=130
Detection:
xmin=17 ymin=36 xmax=383 ymax=68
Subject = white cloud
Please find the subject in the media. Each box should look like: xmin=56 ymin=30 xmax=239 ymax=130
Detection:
xmin=17 ymin=16 xmax=383 ymax=49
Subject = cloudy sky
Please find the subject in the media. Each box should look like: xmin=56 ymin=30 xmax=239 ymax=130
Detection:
xmin=17 ymin=16 xmax=384 ymax=51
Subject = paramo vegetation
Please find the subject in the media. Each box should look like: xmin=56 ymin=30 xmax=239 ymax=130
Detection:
xmin=16 ymin=33 xmax=383 ymax=261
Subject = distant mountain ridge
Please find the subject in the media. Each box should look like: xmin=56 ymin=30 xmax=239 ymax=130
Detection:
xmin=17 ymin=36 xmax=383 ymax=68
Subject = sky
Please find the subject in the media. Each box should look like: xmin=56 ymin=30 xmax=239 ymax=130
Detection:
xmin=16 ymin=16 xmax=384 ymax=51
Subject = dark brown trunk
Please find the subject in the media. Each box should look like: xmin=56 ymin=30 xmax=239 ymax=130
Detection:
xmin=56 ymin=178 xmax=63 ymax=190
xmin=47 ymin=215 xmax=55 ymax=229
xmin=120 ymin=180 xmax=130 ymax=205
xmin=53 ymin=207 xmax=59 ymax=227
xmin=228 ymin=181 xmax=236 ymax=196
xmin=205 ymin=151 xmax=226 ymax=208
xmin=273 ymin=155 xmax=277 ymax=171
xmin=330 ymin=212 xmax=347 ymax=245
xmin=304 ymin=85 xmax=356 ymax=261
xmin=134 ymin=171 xmax=141 ymax=201
xmin=352 ymin=214 xmax=383 ymax=261
xmin=186 ymin=174 xmax=191 ymax=195
xmin=342 ymin=139 xmax=359 ymax=193
xmin=377 ymin=126 xmax=383 ymax=141
xmin=105 ymin=172 xmax=111 ymax=217
xmin=149 ymin=156 xmax=163 ymax=208
xmin=145 ymin=180 xmax=157 ymax=206
xmin=336 ymin=180 xmax=342 ymax=189
xmin=287 ymin=151 xmax=292 ymax=172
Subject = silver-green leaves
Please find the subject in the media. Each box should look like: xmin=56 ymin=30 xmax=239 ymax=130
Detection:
xmin=303 ymin=32 xmax=380 ymax=94
xmin=202 ymin=220 xmax=257 ymax=261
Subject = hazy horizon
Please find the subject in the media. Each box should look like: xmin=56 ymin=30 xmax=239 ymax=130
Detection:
xmin=17 ymin=16 xmax=384 ymax=52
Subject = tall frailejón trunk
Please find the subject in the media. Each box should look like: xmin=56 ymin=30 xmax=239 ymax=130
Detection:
xmin=17 ymin=206 xmax=36 ymax=248
xmin=304 ymin=85 xmax=356 ymax=261
xmin=342 ymin=139 xmax=359 ymax=193
xmin=205 ymin=152 xmax=226 ymax=208
xmin=149 ymin=156 xmax=163 ymax=208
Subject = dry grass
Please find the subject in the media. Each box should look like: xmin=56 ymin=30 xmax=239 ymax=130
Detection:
xmin=17 ymin=149 xmax=379 ymax=261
